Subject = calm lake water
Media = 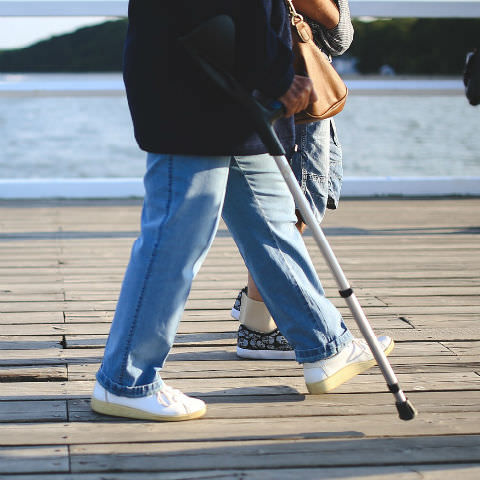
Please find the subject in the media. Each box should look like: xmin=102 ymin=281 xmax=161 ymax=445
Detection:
xmin=0 ymin=74 xmax=478 ymax=179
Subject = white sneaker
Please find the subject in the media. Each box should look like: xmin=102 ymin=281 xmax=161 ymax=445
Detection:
xmin=304 ymin=336 xmax=394 ymax=394
xmin=91 ymin=381 xmax=206 ymax=421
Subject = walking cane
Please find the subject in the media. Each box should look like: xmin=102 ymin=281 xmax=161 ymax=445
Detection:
xmin=180 ymin=15 xmax=417 ymax=421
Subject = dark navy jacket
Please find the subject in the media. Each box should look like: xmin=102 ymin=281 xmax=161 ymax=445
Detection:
xmin=123 ymin=0 xmax=295 ymax=155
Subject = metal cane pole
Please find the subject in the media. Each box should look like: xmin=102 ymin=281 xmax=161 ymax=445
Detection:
xmin=273 ymin=153 xmax=416 ymax=420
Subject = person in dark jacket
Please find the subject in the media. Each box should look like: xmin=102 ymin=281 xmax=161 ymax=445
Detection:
xmin=464 ymin=48 xmax=480 ymax=106
xmin=91 ymin=0 xmax=393 ymax=422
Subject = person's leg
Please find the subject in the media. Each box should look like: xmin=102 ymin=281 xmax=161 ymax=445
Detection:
xmin=94 ymin=153 xmax=230 ymax=416
xmin=224 ymin=153 xmax=393 ymax=392
xmin=291 ymin=120 xmax=331 ymax=223
xmin=223 ymin=153 xmax=352 ymax=363
xmin=232 ymin=120 xmax=331 ymax=357
xmin=326 ymin=119 xmax=344 ymax=209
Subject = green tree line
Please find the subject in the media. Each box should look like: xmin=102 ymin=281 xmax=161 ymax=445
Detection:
xmin=349 ymin=18 xmax=480 ymax=75
xmin=0 ymin=20 xmax=128 ymax=72
xmin=0 ymin=18 xmax=478 ymax=74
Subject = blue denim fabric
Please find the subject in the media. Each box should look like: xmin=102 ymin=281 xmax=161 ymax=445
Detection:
xmin=290 ymin=118 xmax=343 ymax=222
xmin=97 ymin=153 xmax=352 ymax=398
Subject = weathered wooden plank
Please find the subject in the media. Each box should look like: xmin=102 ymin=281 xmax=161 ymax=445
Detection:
xmin=0 ymin=317 xmax=418 ymax=338
xmin=62 ymin=289 xmax=393 ymax=302
xmin=0 ymin=259 xmax=470 ymax=277
xmin=0 ymin=337 xmax=62 ymax=350
xmin=0 ymin=348 xmax=68 ymax=366
xmin=60 ymin=286 xmax=480 ymax=302
xmin=67 ymin=355 xmax=480 ymax=381
xmin=0 ymin=400 xmax=67 ymax=423
xmin=69 ymin=435 xmax=480 ymax=472
xmin=163 ymin=341 xmax=453 ymax=362
xmin=0 ymin=297 xmax=393 ymax=313
xmin=0 ymin=446 xmax=69 ymax=474
xmin=356 ymin=286 xmax=480 ymax=296
xmin=400 ymin=314 xmax=479 ymax=328
xmin=379 ymin=296 xmax=480 ymax=306
xmin=64 ymin=312 xmax=113 ymax=323
xmin=380 ymin=328 xmax=480 ymax=341
xmin=156 ymin=372 xmax=480 ymax=396
xmin=0 ymin=365 xmax=67 ymax=382
xmin=2 ymin=412 xmax=480 ymax=446
xmin=0 ymin=269 xmax=63 ymax=277
xmin=61 ymin=326 xmax=480 ymax=348
xmin=0 ymin=294 xmax=64 ymax=302
xmin=63 ymin=309 xmax=411 ymax=324
xmin=1 ymin=465 xmax=479 ymax=480
xmin=63 ymin=332 xmax=244 ymax=349
xmin=0 ymin=301 xmax=116 ymax=313
xmin=1 ymin=371 xmax=478 ymax=401
xmin=0 ymin=312 xmax=64 ymax=325
xmin=442 ymin=341 xmax=480 ymax=356
xmin=68 ymin=390 xmax=480 ymax=422
xmin=191 ymin=278 xmax=480 ymax=289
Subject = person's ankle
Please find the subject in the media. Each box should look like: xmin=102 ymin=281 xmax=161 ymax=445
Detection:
xmin=239 ymin=292 xmax=277 ymax=333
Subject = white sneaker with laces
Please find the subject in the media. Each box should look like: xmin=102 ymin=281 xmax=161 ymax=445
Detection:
xmin=91 ymin=381 xmax=206 ymax=421
xmin=304 ymin=336 xmax=394 ymax=394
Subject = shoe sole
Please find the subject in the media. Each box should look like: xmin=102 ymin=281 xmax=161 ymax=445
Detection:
xmin=236 ymin=346 xmax=295 ymax=360
xmin=231 ymin=307 xmax=240 ymax=320
xmin=306 ymin=338 xmax=395 ymax=394
xmin=90 ymin=398 xmax=207 ymax=422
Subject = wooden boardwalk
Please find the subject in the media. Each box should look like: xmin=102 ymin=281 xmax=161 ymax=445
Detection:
xmin=0 ymin=198 xmax=479 ymax=479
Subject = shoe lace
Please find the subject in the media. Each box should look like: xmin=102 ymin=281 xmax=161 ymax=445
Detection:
xmin=156 ymin=383 xmax=184 ymax=407
xmin=351 ymin=338 xmax=370 ymax=356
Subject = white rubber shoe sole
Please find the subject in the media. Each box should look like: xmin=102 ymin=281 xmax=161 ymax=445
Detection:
xmin=236 ymin=346 xmax=296 ymax=360
xmin=91 ymin=397 xmax=206 ymax=422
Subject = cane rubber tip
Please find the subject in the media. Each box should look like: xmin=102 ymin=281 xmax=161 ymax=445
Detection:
xmin=396 ymin=399 xmax=417 ymax=421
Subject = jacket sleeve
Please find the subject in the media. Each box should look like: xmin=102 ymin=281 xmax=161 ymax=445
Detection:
xmin=308 ymin=0 xmax=354 ymax=56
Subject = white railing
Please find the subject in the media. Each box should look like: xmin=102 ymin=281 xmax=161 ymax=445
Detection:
xmin=0 ymin=0 xmax=480 ymax=18
xmin=1 ymin=0 xmax=479 ymax=199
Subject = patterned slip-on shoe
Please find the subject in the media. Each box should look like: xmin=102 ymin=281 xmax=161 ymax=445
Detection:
xmin=236 ymin=324 xmax=295 ymax=360
xmin=231 ymin=286 xmax=247 ymax=320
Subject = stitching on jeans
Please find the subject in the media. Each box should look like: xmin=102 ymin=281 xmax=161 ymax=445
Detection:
xmin=118 ymin=155 xmax=174 ymax=384
xmin=231 ymin=156 xmax=327 ymax=350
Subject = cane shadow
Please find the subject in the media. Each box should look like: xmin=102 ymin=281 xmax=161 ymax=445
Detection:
xmin=204 ymin=393 xmax=306 ymax=405
xmin=198 ymin=387 xmax=304 ymax=404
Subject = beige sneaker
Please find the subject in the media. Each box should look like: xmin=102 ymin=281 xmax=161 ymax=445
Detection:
xmin=91 ymin=381 xmax=206 ymax=421
xmin=304 ymin=336 xmax=394 ymax=394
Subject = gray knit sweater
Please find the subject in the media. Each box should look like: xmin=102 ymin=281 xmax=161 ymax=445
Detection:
xmin=307 ymin=0 xmax=354 ymax=56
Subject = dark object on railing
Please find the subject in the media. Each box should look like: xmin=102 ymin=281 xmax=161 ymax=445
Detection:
xmin=464 ymin=48 xmax=480 ymax=106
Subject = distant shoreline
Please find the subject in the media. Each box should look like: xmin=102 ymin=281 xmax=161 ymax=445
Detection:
xmin=0 ymin=73 xmax=465 ymax=96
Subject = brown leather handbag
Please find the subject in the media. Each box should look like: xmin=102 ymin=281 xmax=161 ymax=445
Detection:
xmin=285 ymin=0 xmax=348 ymax=124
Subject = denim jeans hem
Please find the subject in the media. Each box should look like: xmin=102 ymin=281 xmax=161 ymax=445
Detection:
xmin=96 ymin=370 xmax=164 ymax=398
xmin=295 ymin=330 xmax=354 ymax=363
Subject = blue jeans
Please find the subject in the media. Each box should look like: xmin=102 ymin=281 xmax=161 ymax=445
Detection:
xmin=97 ymin=153 xmax=352 ymax=397
xmin=291 ymin=119 xmax=343 ymax=222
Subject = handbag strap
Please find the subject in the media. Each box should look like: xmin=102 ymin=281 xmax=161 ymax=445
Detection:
xmin=284 ymin=0 xmax=332 ymax=59
xmin=284 ymin=0 xmax=312 ymax=43
xmin=284 ymin=0 xmax=303 ymax=25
